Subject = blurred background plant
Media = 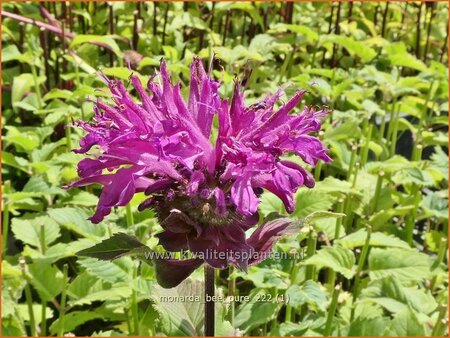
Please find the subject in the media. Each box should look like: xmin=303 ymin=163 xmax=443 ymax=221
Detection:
xmin=1 ymin=1 xmax=448 ymax=336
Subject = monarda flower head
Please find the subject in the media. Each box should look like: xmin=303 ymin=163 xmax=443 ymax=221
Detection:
xmin=69 ymin=58 xmax=331 ymax=287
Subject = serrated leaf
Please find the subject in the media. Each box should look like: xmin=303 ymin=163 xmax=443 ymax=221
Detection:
xmin=304 ymin=211 xmax=345 ymax=227
xmin=369 ymin=248 xmax=432 ymax=283
xmin=70 ymin=35 xmax=123 ymax=57
xmin=337 ymin=229 xmax=410 ymax=249
xmin=77 ymin=232 xmax=146 ymax=260
xmin=48 ymin=207 xmax=106 ymax=238
xmin=348 ymin=317 xmax=390 ymax=336
xmin=321 ymin=35 xmax=376 ymax=62
xmin=27 ymin=261 xmax=63 ymax=301
xmin=285 ymin=280 xmax=328 ymax=312
xmin=387 ymin=306 xmax=426 ymax=336
xmin=151 ymin=278 xmax=204 ymax=336
xmin=235 ymin=289 xmax=280 ymax=333
xmin=50 ymin=311 xmax=103 ymax=335
xmin=78 ymin=257 xmax=130 ymax=283
xmin=302 ymin=246 xmax=356 ymax=279
xmin=293 ymin=190 xmax=336 ymax=219
xmin=11 ymin=215 xmax=60 ymax=248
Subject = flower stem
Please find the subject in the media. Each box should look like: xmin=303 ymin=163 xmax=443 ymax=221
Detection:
xmin=372 ymin=171 xmax=384 ymax=214
xmin=334 ymin=198 xmax=345 ymax=239
xmin=40 ymin=302 xmax=47 ymax=337
xmin=227 ymin=266 xmax=235 ymax=327
xmin=30 ymin=62 xmax=43 ymax=109
xmin=131 ymin=264 xmax=140 ymax=335
xmin=360 ymin=124 xmax=373 ymax=166
xmin=327 ymin=269 xmax=336 ymax=292
xmin=285 ymin=252 xmax=300 ymax=322
xmin=432 ymin=238 xmax=447 ymax=270
xmin=431 ymin=304 xmax=448 ymax=336
xmin=20 ymin=257 xmax=36 ymax=337
xmin=324 ymin=284 xmax=340 ymax=336
xmin=65 ymin=114 xmax=72 ymax=151
xmin=40 ymin=224 xmax=46 ymax=255
xmin=204 ymin=264 xmax=215 ymax=337
xmin=40 ymin=223 xmax=47 ymax=336
xmin=351 ymin=162 xmax=360 ymax=188
xmin=389 ymin=104 xmax=400 ymax=157
xmin=411 ymin=143 xmax=423 ymax=162
xmin=347 ymin=143 xmax=358 ymax=181
xmin=126 ymin=204 xmax=134 ymax=228
xmin=305 ymin=227 xmax=317 ymax=281
xmin=405 ymin=184 xmax=421 ymax=246
xmin=2 ymin=180 xmax=11 ymax=256
xmin=351 ymin=225 xmax=372 ymax=321
xmin=314 ymin=161 xmax=323 ymax=181
xmin=57 ymin=264 xmax=68 ymax=337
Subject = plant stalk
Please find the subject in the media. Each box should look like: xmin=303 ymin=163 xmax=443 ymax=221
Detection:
xmin=227 ymin=266 xmax=235 ymax=327
xmin=2 ymin=181 xmax=11 ymax=256
xmin=351 ymin=225 xmax=372 ymax=320
xmin=204 ymin=264 xmax=215 ymax=337
xmin=57 ymin=264 xmax=68 ymax=337
xmin=372 ymin=171 xmax=385 ymax=213
xmin=20 ymin=258 xmax=37 ymax=337
xmin=324 ymin=284 xmax=341 ymax=336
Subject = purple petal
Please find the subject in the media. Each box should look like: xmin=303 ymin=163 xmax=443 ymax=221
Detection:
xmin=155 ymin=230 xmax=189 ymax=252
xmin=231 ymin=174 xmax=259 ymax=216
xmin=145 ymin=178 xmax=174 ymax=195
xmin=247 ymin=218 xmax=293 ymax=265
xmin=186 ymin=171 xmax=205 ymax=196
xmin=211 ymin=187 xmax=227 ymax=216
xmin=153 ymin=258 xmax=203 ymax=288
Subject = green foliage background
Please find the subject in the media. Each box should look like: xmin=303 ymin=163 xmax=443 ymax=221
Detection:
xmin=1 ymin=1 xmax=449 ymax=336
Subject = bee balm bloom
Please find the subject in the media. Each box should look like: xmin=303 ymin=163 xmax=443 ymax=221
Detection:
xmin=70 ymin=58 xmax=331 ymax=287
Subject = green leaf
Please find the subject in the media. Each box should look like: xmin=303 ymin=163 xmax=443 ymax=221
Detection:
xmin=303 ymin=211 xmax=345 ymax=227
xmin=278 ymin=322 xmax=309 ymax=336
xmin=23 ymin=176 xmax=64 ymax=195
xmin=151 ymin=278 xmax=204 ymax=336
xmin=260 ymin=191 xmax=286 ymax=217
xmin=11 ymin=74 xmax=40 ymax=111
xmin=77 ymin=232 xmax=146 ymax=260
xmin=17 ymin=304 xmax=53 ymax=324
xmin=48 ymin=207 xmax=107 ymax=239
xmin=369 ymin=248 xmax=432 ymax=283
xmin=387 ymin=307 xmax=426 ymax=336
xmin=337 ymin=229 xmax=410 ymax=249
xmin=11 ymin=215 xmax=60 ymax=248
xmin=293 ymin=190 xmax=335 ymax=219
xmin=78 ymin=257 xmax=130 ymax=284
xmin=321 ymin=35 xmax=376 ymax=62
xmin=235 ymin=289 xmax=280 ymax=333
xmin=389 ymin=52 xmax=428 ymax=72
xmin=2 ymin=152 xmax=30 ymax=174
xmin=234 ymin=267 xmax=289 ymax=290
xmin=27 ymin=261 xmax=63 ymax=301
xmin=323 ymin=121 xmax=362 ymax=141
xmin=348 ymin=317 xmax=390 ymax=336
xmin=421 ymin=191 xmax=448 ymax=220
xmin=70 ymin=35 xmax=123 ymax=57
xmin=2 ymin=44 xmax=32 ymax=63
xmin=315 ymin=177 xmax=353 ymax=196
xmin=285 ymin=280 xmax=328 ymax=312
xmin=302 ymin=246 xmax=356 ymax=279
xmin=50 ymin=311 xmax=103 ymax=335
xmin=67 ymin=271 xmax=101 ymax=302
xmin=268 ymin=23 xmax=319 ymax=42
xmin=363 ymin=276 xmax=438 ymax=315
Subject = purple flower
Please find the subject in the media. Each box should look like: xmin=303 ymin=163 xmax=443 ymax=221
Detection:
xmin=69 ymin=58 xmax=331 ymax=287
